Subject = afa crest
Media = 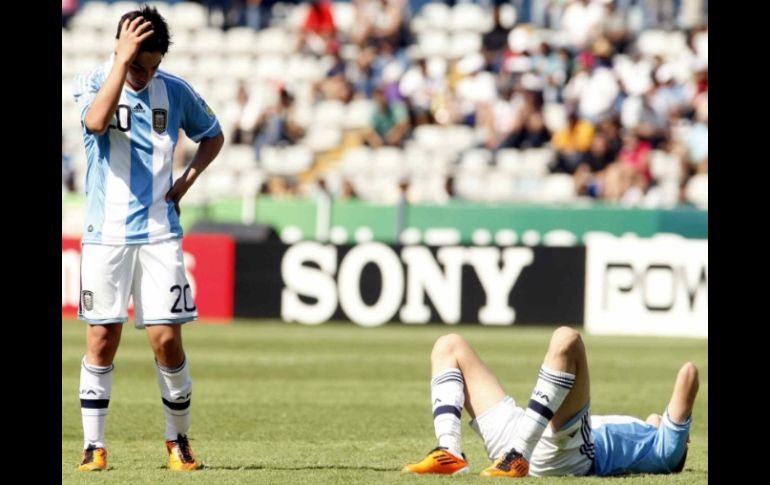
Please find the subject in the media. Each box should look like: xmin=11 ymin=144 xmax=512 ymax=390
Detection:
xmin=82 ymin=290 xmax=94 ymax=311
xmin=152 ymin=108 xmax=168 ymax=134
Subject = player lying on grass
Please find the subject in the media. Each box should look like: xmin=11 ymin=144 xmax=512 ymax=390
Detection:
xmin=402 ymin=327 xmax=699 ymax=477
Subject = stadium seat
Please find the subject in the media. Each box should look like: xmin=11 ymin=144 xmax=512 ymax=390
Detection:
xmin=302 ymin=126 xmax=343 ymax=153
xmin=225 ymin=28 xmax=259 ymax=56
xmin=418 ymin=31 xmax=450 ymax=58
xmin=450 ymin=3 xmax=492 ymax=32
xmin=260 ymin=145 xmax=314 ymax=176
xmin=413 ymin=124 xmax=446 ymax=151
xmin=650 ymin=150 xmax=682 ymax=182
xmin=454 ymin=172 xmax=486 ymax=201
xmin=521 ymin=148 xmax=555 ymax=178
xmin=224 ymin=56 xmax=257 ymax=81
xmin=496 ymin=149 xmax=525 ymax=176
xmin=498 ymin=3 xmax=518 ymax=28
xmin=344 ymin=99 xmax=374 ymax=130
xmin=255 ymin=56 xmax=286 ymax=82
xmin=485 ymin=170 xmax=517 ymax=202
xmin=285 ymin=2 xmax=310 ymax=31
xmin=340 ymin=147 xmax=374 ymax=176
xmin=458 ymin=148 xmax=493 ymax=173
xmin=256 ymin=28 xmax=293 ymax=56
xmin=373 ymin=147 xmax=406 ymax=177
xmin=444 ymin=125 xmax=477 ymax=154
xmin=538 ymin=174 xmax=576 ymax=203
xmin=448 ymin=32 xmax=483 ymax=59
xmin=543 ymin=103 xmax=568 ymax=133
xmin=172 ymin=2 xmax=208 ymax=30
xmin=685 ymin=174 xmax=708 ymax=209
xmin=70 ymin=2 xmax=111 ymax=30
xmin=195 ymin=57 xmax=226 ymax=81
xmin=285 ymin=55 xmax=315 ymax=83
xmin=332 ymin=2 xmax=356 ymax=35
xmin=209 ymin=77 xmax=240 ymax=104
xmin=109 ymin=2 xmax=142 ymax=21
xmin=312 ymin=100 xmax=347 ymax=128
xmin=203 ymin=171 xmax=239 ymax=199
xmin=420 ymin=3 xmax=451 ymax=30
xmin=190 ymin=28 xmax=226 ymax=56
xmin=222 ymin=145 xmax=259 ymax=172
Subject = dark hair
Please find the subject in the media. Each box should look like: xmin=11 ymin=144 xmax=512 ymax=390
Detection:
xmin=116 ymin=5 xmax=171 ymax=55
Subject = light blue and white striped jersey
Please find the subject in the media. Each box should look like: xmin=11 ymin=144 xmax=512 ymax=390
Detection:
xmin=73 ymin=57 xmax=221 ymax=245
xmin=590 ymin=413 xmax=691 ymax=476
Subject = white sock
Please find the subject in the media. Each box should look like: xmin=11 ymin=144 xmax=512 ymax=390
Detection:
xmin=156 ymin=357 xmax=192 ymax=441
xmin=79 ymin=356 xmax=113 ymax=449
xmin=431 ymin=368 xmax=465 ymax=458
xmin=511 ymin=366 xmax=575 ymax=461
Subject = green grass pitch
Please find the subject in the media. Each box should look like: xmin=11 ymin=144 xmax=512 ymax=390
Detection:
xmin=62 ymin=319 xmax=707 ymax=484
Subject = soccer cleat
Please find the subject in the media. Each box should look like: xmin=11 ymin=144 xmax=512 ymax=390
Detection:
xmin=401 ymin=447 xmax=469 ymax=475
xmin=480 ymin=448 xmax=529 ymax=478
xmin=78 ymin=445 xmax=107 ymax=471
xmin=166 ymin=434 xmax=203 ymax=471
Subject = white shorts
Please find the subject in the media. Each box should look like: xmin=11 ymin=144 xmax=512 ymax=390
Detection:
xmin=469 ymin=396 xmax=595 ymax=477
xmin=78 ymin=239 xmax=198 ymax=328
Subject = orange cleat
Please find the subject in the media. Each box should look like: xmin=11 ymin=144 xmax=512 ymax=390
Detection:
xmin=402 ymin=447 xmax=469 ymax=475
xmin=480 ymin=448 xmax=529 ymax=478
xmin=78 ymin=445 xmax=107 ymax=471
xmin=166 ymin=434 xmax=203 ymax=471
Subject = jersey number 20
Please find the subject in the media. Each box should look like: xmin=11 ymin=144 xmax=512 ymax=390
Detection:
xmin=109 ymin=104 xmax=132 ymax=132
xmin=170 ymin=284 xmax=196 ymax=313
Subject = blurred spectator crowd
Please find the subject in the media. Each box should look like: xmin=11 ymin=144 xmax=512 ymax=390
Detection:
xmin=62 ymin=0 xmax=708 ymax=208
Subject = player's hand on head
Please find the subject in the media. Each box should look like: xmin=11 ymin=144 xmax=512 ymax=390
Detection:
xmin=116 ymin=16 xmax=154 ymax=65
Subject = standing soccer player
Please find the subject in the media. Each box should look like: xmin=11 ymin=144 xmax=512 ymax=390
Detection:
xmin=72 ymin=5 xmax=224 ymax=472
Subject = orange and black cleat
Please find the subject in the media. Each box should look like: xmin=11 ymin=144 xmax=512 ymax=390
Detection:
xmin=402 ymin=447 xmax=469 ymax=475
xmin=78 ymin=445 xmax=107 ymax=471
xmin=166 ymin=434 xmax=203 ymax=471
xmin=480 ymin=448 xmax=529 ymax=478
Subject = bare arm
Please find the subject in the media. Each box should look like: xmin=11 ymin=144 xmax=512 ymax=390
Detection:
xmin=165 ymin=132 xmax=225 ymax=215
xmin=385 ymin=120 xmax=411 ymax=146
xmin=362 ymin=127 xmax=384 ymax=148
xmin=84 ymin=16 xmax=154 ymax=134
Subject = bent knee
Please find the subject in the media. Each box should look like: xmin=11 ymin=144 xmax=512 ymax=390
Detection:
xmin=679 ymin=362 xmax=699 ymax=382
xmin=432 ymin=333 xmax=468 ymax=358
xmin=155 ymin=333 xmax=179 ymax=351
xmin=548 ymin=326 xmax=583 ymax=355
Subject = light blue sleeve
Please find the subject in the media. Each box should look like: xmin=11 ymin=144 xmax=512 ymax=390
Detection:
xmin=72 ymin=67 xmax=105 ymax=126
xmin=178 ymin=82 xmax=222 ymax=142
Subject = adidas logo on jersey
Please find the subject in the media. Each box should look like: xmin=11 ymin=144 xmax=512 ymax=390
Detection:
xmin=132 ymin=103 xmax=145 ymax=113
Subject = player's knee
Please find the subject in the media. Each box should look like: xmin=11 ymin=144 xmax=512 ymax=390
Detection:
xmin=154 ymin=334 xmax=183 ymax=358
xmin=548 ymin=326 xmax=582 ymax=356
xmin=432 ymin=333 xmax=466 ymax=360
xmin=679 ymin=362 xmax=698 ymax=383
xmin=87 ymin=326 xmax=120 ymax=359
